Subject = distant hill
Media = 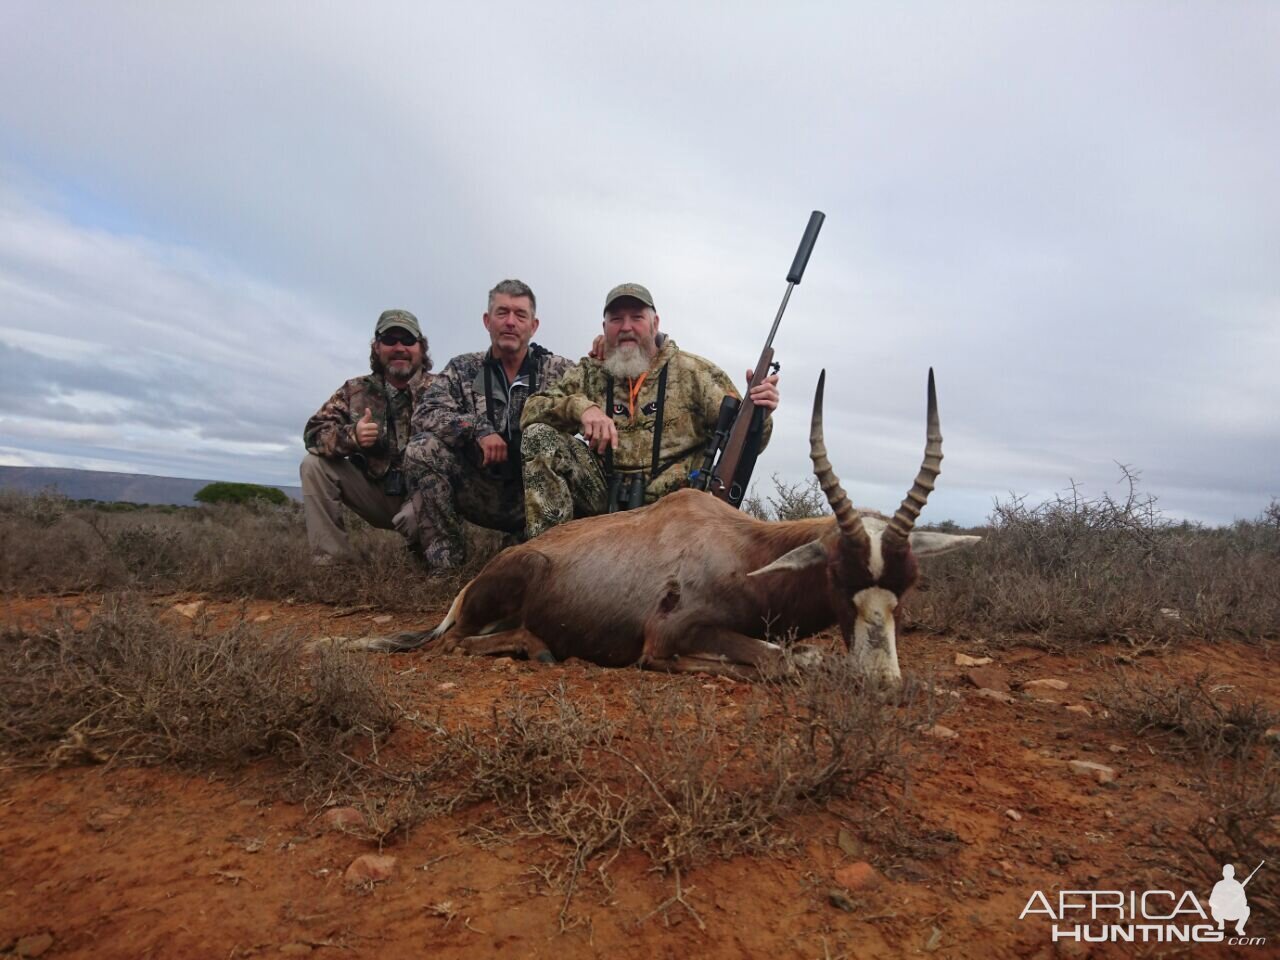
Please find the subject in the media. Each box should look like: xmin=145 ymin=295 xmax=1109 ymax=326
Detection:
xmin=0 ymin=466 xmax=302 ymax=506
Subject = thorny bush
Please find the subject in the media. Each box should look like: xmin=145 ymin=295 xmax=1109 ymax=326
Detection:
xmin=907 ymin=469 xmax=1280 ymax=644
xmin=1102 ymin=669 xmax=1279 ymax=921
xmin=0 ymin=595 xmax=397 ymax=790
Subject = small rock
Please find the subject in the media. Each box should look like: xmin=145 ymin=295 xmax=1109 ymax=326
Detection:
xmin=1019 ymin=738 xmax=1039 ymax=749
xmin=172 ymin=601 xmax=206 ymax=619
xmin=253 ymin=613 xmax=272 ymax=623
xmin=834 ymin=861 xmax=881 ymax=890
xmin=955 ymin=653 xmax=993 ymax=667
xmin=1264 ymin=728 xmax=1280 ymax=743
xmin=837 ymin=828 xmax=861 ymax=857
xmin=1005 ymin=809 xmax=1023 ymax=822
xmin=1065 ymin=704 xmax=1092 ymax=717
xmin=973 ymin=687 xmax=1015 ymax=704
xmin=923 ymin=926 xmax=944 ymax=952
xmin=827 ymin=889 xmax=855 ymax=912
xmin=1000 ymin=860 xmax=1016 ymax=873
xmin=16 ymin=934 xmax=54 ymax=958
xmin=918 ymin=723 xmax=958 ymax=740
xmin=372 ymin=614 xmax=393 ymax=625
xmin=320 ymin=806 xmax=366 ymax=832
xmin=1068 ymin=760 xmax=1117 ymax=785
xmin=436 ymin=682 xmax=457 ymax=691
xmin=965 ymin=666 xmax=1010 ymax=693
xmin=987 ymin=867 xmax=1005 ymax=878
xmin=86 ymin=805 xmax=133 ymax=831
xmin=1024 ymin=678 xmax=1069 ymax=692
xmin=345 ymin=853 xmax=397 ymax=884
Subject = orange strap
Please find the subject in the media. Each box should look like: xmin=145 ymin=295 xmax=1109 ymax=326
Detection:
xmin=626 ymin=373 xmax=648 ymax=417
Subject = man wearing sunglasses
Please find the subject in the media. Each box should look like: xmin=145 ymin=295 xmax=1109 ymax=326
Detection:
xmin=301 ymin=309 xmax=434 ymax=564
xmin=403 ymin=279 xmax=574 ymax=572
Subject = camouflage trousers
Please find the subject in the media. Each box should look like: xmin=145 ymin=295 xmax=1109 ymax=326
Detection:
xmin=403 ymin=432 xmax=525 ymax=570
xmin=521 ymin=423 xmax=609 ymax=540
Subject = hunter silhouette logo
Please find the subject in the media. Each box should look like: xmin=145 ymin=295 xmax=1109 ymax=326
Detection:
xmin=1210 ymin=861 xmax=1264 ymax=936
xmin=1019 ymin=861 xmax=1267 ymax=946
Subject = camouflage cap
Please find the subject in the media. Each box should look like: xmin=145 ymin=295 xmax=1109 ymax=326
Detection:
xmin=375 ymin=309 xmax=423 ymax=338
xmin=603 ymin=283 xmax=655 ymax=315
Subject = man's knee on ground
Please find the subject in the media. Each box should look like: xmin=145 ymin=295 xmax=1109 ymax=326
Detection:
xmin=521 ymin=422 xmax=570 ymax=460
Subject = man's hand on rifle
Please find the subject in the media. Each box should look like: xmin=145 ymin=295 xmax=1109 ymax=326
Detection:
xmin=476 ymin=434 xmax=508 ymax=467
xmin=580 ymin=405 xmax=618 ymax=454
xmin=746 ymin=370 xmax=780 ymax=411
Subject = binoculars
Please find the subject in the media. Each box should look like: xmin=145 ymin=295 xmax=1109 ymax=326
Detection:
xmin=381 ymin=468 xmax=407 ymax=498
xmin=606 ymin=472 xmax=646 ymax=513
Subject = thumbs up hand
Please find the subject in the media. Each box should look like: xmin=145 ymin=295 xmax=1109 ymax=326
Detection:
xmin=355 ymin=407 xmax=380 ymax=448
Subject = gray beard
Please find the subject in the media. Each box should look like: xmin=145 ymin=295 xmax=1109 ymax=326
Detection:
xmin=602 ymin=346 xmax=651 ymax=380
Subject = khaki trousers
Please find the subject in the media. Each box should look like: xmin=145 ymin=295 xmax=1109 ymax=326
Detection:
xmin=299 ymin=454 xmax=417 ymax=561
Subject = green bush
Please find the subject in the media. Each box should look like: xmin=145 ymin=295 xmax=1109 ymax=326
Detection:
xmin=194 ymin=481 xmax=289 ymax=507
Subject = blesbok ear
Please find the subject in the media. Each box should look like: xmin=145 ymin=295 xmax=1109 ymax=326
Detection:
xmin=747 ymin=540 xmax=827 ymax=577
xmin=908 ymin=532 xmax=982 ymax=557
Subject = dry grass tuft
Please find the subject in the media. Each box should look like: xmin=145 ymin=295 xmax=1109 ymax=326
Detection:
xmin=0 ymin=595 xmax=397 ymax=791
xmin=909 ymin=471 xmax=1280 ymax=644
xmin=416 ymin=661 xmax=943 ymax=925
xmin=1102 ymin=668 xmax=1279 ymax=920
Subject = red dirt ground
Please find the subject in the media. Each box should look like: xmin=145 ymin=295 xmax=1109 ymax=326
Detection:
xmin=2 ymin=595 xmax=1276 ymax=959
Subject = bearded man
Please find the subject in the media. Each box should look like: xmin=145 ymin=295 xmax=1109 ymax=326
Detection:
xmin=519 ymin=282 xmax=780 ymax=538
xmin=301 ymin=309 xmax=433 ymax=564
xmin=404 ymin=279 xmax=574 ymax=571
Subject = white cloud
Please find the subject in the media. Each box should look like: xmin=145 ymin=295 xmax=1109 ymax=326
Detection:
xmin=0 ymin=2 xmax=1276 ymax=523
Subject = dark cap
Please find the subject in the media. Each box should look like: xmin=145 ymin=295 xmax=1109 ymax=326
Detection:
xmin=375 ymin=309 xmax=423 ymax=339
xmin=603 ymin=283 xmax=655 ymax=315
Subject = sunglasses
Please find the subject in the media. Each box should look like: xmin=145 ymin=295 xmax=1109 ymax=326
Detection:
xmin=378 ymin=331 xmax=419 ymax=347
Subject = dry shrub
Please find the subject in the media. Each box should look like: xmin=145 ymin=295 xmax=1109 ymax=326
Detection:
xmin=909 ymin=471 xmax=1280 ymax=644
xmin=1188 ymin=748 xmax=1279 ymax=922
xmin=743 ymin=474 xmax=830 ymax=522
xmin=0 ymin=493 xmax=494 ymax=609
xmin=1100 ymin=670 xmax=1278 ymax=758
xmin=1102 ymin=669 xmax=1279 ymax=920
xmin=420 ymin=661 xmax=942 ymax=924
xmin=0 ymin=595 xmax=397 ymax=789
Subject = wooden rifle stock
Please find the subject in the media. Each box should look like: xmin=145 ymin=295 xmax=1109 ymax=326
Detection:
xmin=706 ymin=210 xmax=825 ymax=507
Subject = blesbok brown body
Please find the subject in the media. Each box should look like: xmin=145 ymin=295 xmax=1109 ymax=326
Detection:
xmin=367 ymin=371 xmax=979 ymax=684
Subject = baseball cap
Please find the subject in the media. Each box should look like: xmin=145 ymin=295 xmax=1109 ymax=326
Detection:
xmin=603 ymin=283 xmax=655 ymax=315
xmin=375 ymin=309 xmax=423 ymax=338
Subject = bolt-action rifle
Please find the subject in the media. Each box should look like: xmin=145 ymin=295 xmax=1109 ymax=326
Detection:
xmin=690 ymin=210 xmax=825 ymax=507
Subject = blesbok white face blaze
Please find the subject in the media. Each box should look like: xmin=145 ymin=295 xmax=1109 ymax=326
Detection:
xmin=852 ymin=585 xmax=899 ymax=683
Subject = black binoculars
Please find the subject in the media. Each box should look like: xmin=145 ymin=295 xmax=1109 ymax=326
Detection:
xmin=382 ymin=468 xmax=407 ymax=498
xmin=606 ymin=472 xmax=646 ymax=513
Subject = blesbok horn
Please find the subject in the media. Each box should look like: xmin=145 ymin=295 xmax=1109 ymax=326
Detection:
xmin=810 ymin=370 xmax=868 ymax=545
xmin=885 ymin=368 xmax=943 ymax=544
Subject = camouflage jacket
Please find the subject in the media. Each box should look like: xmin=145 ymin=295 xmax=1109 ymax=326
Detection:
xmin=413 ymin=343 xmax=574 ymax=449
xmin=303 ymin=369 xmax=434 ymax=479
xmin=520 ymin=338 xmax=772 ymax=502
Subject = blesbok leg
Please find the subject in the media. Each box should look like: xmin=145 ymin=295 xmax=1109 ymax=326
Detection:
xmin=644 ymin=625 xmax=794 ymax=675
xmin=450 ymin=627 xmax=556 ymax=663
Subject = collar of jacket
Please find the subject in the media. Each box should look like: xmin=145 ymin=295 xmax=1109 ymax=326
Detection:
xmin=483 ymin=343 xmax=549 ymax=381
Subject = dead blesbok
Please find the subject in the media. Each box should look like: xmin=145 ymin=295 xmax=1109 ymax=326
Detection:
xmin=362 ymin=370 xmax=980 ymax=684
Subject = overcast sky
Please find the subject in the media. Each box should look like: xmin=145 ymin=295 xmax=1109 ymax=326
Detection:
xmin=1 ymin=2 xmax=1276 ymax=526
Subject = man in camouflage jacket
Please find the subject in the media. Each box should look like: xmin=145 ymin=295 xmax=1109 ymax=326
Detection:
xmin=520 ymin=283 xmax=779 ymax=538
xmin=404 ymin=280 xmax=573 ymax=570
xmin=301 ymin=309 xmax=433 ymax=563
